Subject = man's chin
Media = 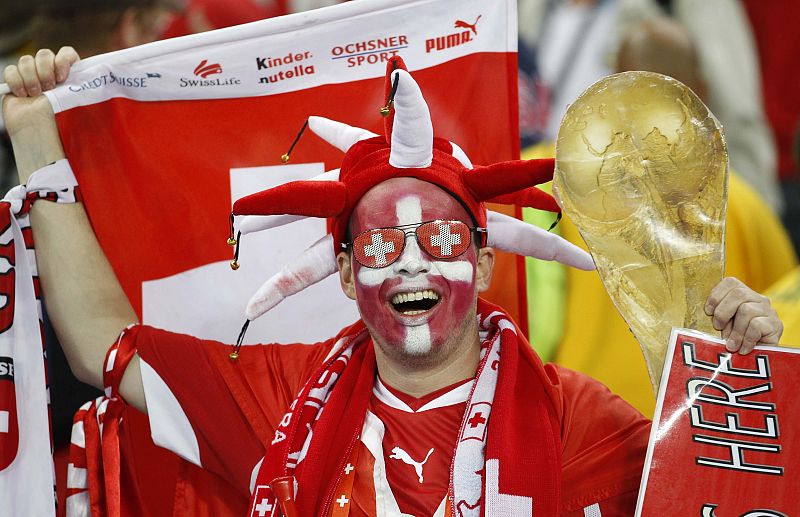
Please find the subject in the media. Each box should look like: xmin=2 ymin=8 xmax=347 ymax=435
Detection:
xmin=401 ymin=325 xmax=433 ymax=355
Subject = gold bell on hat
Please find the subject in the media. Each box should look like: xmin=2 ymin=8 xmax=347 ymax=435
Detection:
xmin=380 ymin=100 xmax=393 ymax=117
xmin=280 ymin=153 xmax=290 ymax=163
xmin=230 ymin=259 xmax=240 ymax=270
xmin=227 ymin=237 xmax=237 ymax=246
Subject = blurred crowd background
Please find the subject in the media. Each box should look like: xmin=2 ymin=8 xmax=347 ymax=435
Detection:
xmin=0 ymin=0 xmax=798 ymax=512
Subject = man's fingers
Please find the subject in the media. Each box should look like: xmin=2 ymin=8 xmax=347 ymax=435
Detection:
xmin=54 ymin=46 xmax=80 ymax=83
xmin=3 ymin=65 xmax=27 ymax=97
xmin=35 ymin=49 xmax=57 ymax=90
xmin=705 ymin=277 xmax=743 ymax=316
xmin=17 ymin=55 xmax=42 ymax=96
xmin=741 ymin=317 xmax=782 ymax=355
xmin=711 ymin=286 xmax=764 ymax=330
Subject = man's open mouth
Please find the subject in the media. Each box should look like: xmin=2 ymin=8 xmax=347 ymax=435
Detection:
xmin=390 ymin=289 xmax=440 ymax=315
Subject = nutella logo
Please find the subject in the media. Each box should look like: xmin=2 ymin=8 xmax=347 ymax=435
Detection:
xmin=331 ymin=36 xmax=409 ymax=68
xmin=256 ymin=51 xmax=315 ymax=85
xmin=425 ymin=16 xmax=481 ymax=53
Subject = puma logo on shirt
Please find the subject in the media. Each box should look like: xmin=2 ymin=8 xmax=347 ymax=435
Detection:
xmin=389 ymin=446 xmax=435 ymax=483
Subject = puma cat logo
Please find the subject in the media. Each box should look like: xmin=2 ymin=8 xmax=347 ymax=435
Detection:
xmin=389 ymin=446 xmax=435 ymax=483
xmin=454 ymin=15 xmax=482 ymax=35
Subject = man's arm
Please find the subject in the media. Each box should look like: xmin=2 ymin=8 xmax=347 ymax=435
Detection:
xmin=3 ymin=48 xmax=147 ymax=412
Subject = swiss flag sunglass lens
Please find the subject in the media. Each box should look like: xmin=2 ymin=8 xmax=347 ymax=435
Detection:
xmin=351 ymin=221 xmax=474 ymax=268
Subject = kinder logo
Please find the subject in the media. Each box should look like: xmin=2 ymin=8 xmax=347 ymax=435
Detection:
xmin=425 ymin=15 xmax=482 ymax=53
xmin=256 ymin=50 xmax=316 ymax=85
xmin=180 ymin=60 xmax=241 ymax=88
xmin=194 ymin=59 xmax=222 ymax=78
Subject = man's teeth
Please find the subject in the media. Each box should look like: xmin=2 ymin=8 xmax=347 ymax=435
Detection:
xmin=391 ymin=290 xmax=440 ymax=306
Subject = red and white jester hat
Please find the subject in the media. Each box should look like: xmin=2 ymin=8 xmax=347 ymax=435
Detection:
xmin=230 ymin=57 xmax=594 ymax=322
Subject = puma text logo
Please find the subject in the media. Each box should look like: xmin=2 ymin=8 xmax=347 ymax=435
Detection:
xmin=389 ymin=446 xmax=434 ymax=483
xmin=454 ymin=15 xmax=482 ymax=35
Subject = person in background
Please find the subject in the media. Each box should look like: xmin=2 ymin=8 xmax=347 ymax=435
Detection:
xmin=522 ymin=15 xmax=797 ymax=415
xmin=742 ymin=0 xmax=800 ymax=255
xmin=33 ymin=0 xmax=179 ymax=57
xmin=160 ymin=0 xmax=276 ymax=38
xmin=516 ymin=0 xmax=782 ymax=212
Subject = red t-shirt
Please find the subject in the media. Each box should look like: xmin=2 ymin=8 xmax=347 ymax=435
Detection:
xmin=134 ymin=325 xmax=650 ymax=515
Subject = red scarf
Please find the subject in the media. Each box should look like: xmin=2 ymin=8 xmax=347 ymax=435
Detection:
xmin=251 ymin=299 xmax=561 ymax=516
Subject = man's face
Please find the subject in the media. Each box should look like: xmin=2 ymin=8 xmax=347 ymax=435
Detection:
xmin=338 ymin=178 xmax=493 ymax=360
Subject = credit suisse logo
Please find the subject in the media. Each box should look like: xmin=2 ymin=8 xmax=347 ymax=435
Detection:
xmin=330 ymin=35 xmax=409 ymax=68
xmin=425 ymin=15 xmax=482 ymax=53
xmin=68 ymin=71 xmax=161 ymax=92
xmin=180 ymin=59 xmax=241 ymax=88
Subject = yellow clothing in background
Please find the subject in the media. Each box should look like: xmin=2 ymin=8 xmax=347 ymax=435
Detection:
xmin=522 ymin=144 xmax=797 ymax=416
xmin=765 ymin=267 xmax=800 ymax=348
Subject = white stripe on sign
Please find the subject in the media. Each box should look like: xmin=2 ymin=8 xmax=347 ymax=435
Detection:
xmin=584 ymin=503 xmax=602 ymax=516
xmin=0 ymin=410 xmax=8 ymax=433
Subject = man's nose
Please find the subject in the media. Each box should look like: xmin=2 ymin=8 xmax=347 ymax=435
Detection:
xmin=393 ymin=235 xmax=430 ymax=275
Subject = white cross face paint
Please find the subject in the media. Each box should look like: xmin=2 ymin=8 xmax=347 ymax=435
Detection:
xmin=348 ymin=178 xmax=481 ymax=357
xmin=404 ymin=324 xmax=432 ymax=355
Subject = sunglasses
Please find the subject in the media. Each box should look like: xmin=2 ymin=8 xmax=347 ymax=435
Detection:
xmin=343 ymin=220 xmax=487 ymax=269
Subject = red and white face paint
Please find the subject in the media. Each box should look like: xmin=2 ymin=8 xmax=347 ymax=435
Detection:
xmin=349 ymin=178 xmax=478 ymax=356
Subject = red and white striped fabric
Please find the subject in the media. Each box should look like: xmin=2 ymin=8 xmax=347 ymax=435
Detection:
xmin=66 ymin=325 xmax=139 ymax=517
xmin=0 ymin=159 xmax=80 ymax=517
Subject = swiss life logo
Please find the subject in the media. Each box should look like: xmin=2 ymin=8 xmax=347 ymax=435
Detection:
xmin=194 ymin=59 xmax=223 ymax=78
xmin=180 ymin=60 xmax=241 ymax=88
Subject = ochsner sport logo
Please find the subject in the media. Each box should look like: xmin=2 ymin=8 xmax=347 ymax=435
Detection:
xmin=180 ymin=59 xmax=241 ymax=87
xmin=425 ymin=15 xmax=482 ymax=53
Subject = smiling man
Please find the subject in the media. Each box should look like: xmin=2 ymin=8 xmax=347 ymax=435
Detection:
xmin=2 ymin=50 xmax=784 ymax=517
xmin=340 ymin=178 xmax=490 ymax=389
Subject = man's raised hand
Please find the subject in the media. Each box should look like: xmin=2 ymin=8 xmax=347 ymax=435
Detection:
xmin=3 ymin=46 xmax=79 ymax=98
xmin=2 ymin=47 xmax=80 ymax=182
xmin=705 ymin=277 xmax=783 ymax=355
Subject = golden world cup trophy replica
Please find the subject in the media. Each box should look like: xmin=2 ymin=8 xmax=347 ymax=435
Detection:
xmin=553 ymin=72 xmax=728 ymax=391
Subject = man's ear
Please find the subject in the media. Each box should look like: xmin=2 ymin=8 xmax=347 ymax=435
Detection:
xmin=337 ymin=251 xmax=357 ymax=300
xmin=476 ymin=246 xmax=495 ymax=293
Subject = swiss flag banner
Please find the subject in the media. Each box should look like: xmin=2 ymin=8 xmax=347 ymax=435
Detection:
xmin=41 ymin=1 xmax=522 ymax=514
xmin=44 ymin=0 xmax=524 ymax=346
xmin=636 ymin=329 xmax=800 ymax=516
